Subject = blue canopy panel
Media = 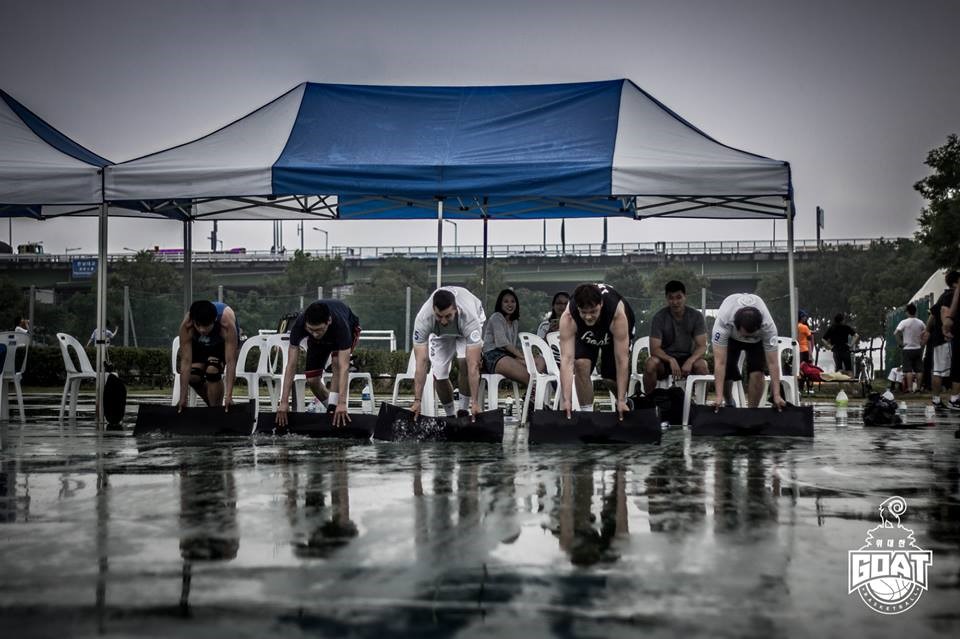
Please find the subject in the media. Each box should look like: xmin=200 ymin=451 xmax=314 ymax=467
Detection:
xmin=1 ymin=90 xmax=110 ymax=168
xmin=272 ymin=81 xmax=621 ymax=198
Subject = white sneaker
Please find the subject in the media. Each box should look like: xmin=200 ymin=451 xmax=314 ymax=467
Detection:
xmin=305 ymin=398 xmax=324 ymax=413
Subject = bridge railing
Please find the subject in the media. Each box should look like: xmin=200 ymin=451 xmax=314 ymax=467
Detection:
xmin=0 ymin=238 xmax=882 ymax=263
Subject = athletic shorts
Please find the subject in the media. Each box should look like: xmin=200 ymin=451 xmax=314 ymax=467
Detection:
xmin=191 ymin=339 xmax=226 ymax=367
xmin=901 ymin=348 xmax=923 ymax=374
xmin=304 ymin=324 xmax=361 ymax=379
xmin=428 ymin=334 xmax=477 ymax=380
xmin=574 ymin=317 xmax=637 ymax=381
xmin=833 ymin=349 xmax=852 ymax=373
xmin=932 ymin=342 xmax=952 ymax=378
xmin=799 ymin=350 xmax=811 ymax=364
xmin=724 ymin=338 xmax=766 ymax=381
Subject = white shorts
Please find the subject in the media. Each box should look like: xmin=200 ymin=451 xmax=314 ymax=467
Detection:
xmin=428 ymin=335 xmax=472 ymax=380
xmin=932 ymin=342 xmax=952 ymax=378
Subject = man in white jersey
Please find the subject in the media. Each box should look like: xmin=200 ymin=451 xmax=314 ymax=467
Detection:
xmin=711 ymin=293 xmax=785 ymax=410
xmin=894 ymin=303 xmax=927 ymax=393
xmin=410 ymin=287 xmax=486 ymax=420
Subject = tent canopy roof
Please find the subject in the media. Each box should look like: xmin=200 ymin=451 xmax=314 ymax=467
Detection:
xmin=0 ymin=89 xmax=110 ymax=216
xmin=106 ymin=79 xmax=792 ymax=221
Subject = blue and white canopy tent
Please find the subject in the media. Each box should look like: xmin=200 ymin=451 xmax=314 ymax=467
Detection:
xmin=105 ymin=78 xmax=796 ymax=327
xmin=4 ymin=80 xmax=799 ymax=423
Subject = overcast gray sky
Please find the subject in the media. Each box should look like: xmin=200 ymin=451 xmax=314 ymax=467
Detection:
xmin=1 ymin=0 xmax=957 ymax=254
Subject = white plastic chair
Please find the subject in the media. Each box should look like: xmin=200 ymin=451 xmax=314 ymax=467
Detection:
xmin=545 ymin=331 xmax=615 ymax=410
xmin=391 ymin=351 xmax=417 ymax=404
xmin=681 ymin=350 xmax=748 ymax=426
xmin=264 ymin=333 xmax=308 ymax=412
xmin=322 ymin=353 xmax=376 ymax=414
xmin=519 ymin=332 xmax=575 ymax=425
xmin=234 ymin=333 xmax=276 ymax=418
xmin=479 ymin=372 xmax=521 ymax=414
xmin=56 ymin=333 xmax=97 ymax=422
xmin=0 ymin=331 xmax=30 ymax=423
xmin=170 ymin=336 xmax=200 ymax=407
xmin=760 ymin=337 xmax=800 ymax=406
xmin=628 ymin=336 xmax=650 ymax=396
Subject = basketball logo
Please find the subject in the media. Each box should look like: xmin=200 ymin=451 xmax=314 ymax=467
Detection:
xmin=848 ymin=496 xmax=932 ymax=614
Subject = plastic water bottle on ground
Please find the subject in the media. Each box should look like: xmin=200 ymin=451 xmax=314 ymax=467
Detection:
xmin=835 ymin=389 xmax=848 ymax=425
xmin=897 ymin=401 xmax=908 ymax=424
xmin=361 ymin=384 xmax=373 ymax=414
xmin=924 ymin=404 xmax=936 ymax=425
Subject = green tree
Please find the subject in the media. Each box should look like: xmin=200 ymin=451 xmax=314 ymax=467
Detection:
xmin=914 ymin=134 xmax=960 ymax=269
xmin=346 ymin=258 xmax=431 ymax=345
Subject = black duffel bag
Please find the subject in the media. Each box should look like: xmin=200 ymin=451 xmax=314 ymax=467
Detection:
xmin=633 ymin=387 xmax=686 ymax=425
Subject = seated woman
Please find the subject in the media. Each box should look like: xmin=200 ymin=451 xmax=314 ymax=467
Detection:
xmin=536 ymin=291 xmax=570 ymax=338
xmin=482 ymin=289 xmax=543 ymax=384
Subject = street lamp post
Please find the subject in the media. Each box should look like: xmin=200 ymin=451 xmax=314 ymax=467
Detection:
xmin=443 ymin=219 xmax=458 ymax=252
xmin=312 ymin=227 xmax=329 ymax=254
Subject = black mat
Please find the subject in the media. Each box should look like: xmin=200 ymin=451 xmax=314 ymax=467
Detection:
xmin=133 ymin=403 xmax=256 ymax=436
xmin=374 ymin=403 xmax=504 ymax=442
xmin=254 ymin=411 xmax=375 ymax=439
xmin=528 ymin=408 xmax=661 ymax=444
xmin=689 ymin=404 xmax=814 ymax=437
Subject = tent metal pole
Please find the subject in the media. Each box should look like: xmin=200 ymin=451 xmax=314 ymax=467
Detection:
xmin=183 ymin=216 xmax=193 ymax=311
xmin=482 ymin=215 xmax=488 ymax=304
xmin=95 ymin=199 xmax=108 ymax=429
xmin=436 ymin=199 xmax=444 ymax=288
xmin=786 ymin=198 xmax=799 ymax=404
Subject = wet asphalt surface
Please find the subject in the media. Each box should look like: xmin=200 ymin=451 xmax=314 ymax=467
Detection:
xmin=1 ymin=397 xmax=959 ymax=638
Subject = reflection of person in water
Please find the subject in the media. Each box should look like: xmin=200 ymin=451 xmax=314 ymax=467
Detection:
xmin=178 ymin=448 xmax=240 ymax=613
xmin=646 ymin=439 xmax=706 ymax=534
xmin=545 ymin=462 xmax=627 ymax=566
xmin=288 ymin=451 xmax=358 ymax=559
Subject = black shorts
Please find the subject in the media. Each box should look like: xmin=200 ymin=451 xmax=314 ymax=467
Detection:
xmin=800 ymin=350 xmax=811 ymax=364
xmin=191 ymin=339 xmax=226 ymax=367
xmin=724 ymin=338 xmax=766 ymax=381
xmin=575 ymin=323 xmax=637 ymax=381
xmin=304 ymin=323 xmax=361 ymax=379
xmin=901 ymin=348 xmax=923 ymax=373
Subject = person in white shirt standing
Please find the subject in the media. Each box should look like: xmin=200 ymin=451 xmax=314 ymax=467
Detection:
xmin=711 ymin=293 xmax=785 ymax=410
xmin=894 ymin=303 xmax=927 ymax=393
xmin=410 ymin=287 xmax=485 ymax=420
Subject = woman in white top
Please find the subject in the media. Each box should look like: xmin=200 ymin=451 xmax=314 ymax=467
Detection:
xmin=482 ymin=289 xmax=542 ymax=384
xmin=536 ymin=291 xmax=570 ymax=339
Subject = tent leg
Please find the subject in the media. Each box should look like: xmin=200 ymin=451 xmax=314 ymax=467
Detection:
xmin=436 ymin=199 xmax=444 ymax=289
xmin=95 ymin=201 xmax=109 ymax=429
xmin=482 ymin=216 xmax=488 ymax=304
xmin=786 ymin=198 xmax=799 ymax=404
xmin=183 ymin=217 xmax=193 ymax=310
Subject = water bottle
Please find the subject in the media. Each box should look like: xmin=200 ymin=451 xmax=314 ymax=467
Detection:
xmin=361 ymin=384 xmax=372 ymax=414
xmin=835 ymin=389 xmax=848 ymax=425
xmin=924 ymin=404 xmax=936 ymax=425
xmin=897 ymin=401 xmax=908 ymax=424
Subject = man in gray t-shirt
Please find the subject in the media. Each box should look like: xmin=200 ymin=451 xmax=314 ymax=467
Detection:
xmin=643 ymin=280 xmax=708 ymax=393
xmin=410 ymin=286 xmax=486 ymax=419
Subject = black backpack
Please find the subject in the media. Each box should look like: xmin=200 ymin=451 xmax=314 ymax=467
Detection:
xmin=632 ymin=386 xmax=686 ymax=425
xmin=862 ymin=392 xmax=902 ymax=427
xmin=276 ymin=311 xmax=300 ymax=334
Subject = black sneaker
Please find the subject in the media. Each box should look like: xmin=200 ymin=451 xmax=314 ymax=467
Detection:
xmin=932 ymin=400 xmax=946 ymax=412
xmin=456 ymin=409 xmax=470 ymax=418
xmin=948 ymin=398 xmax=960 ymax=411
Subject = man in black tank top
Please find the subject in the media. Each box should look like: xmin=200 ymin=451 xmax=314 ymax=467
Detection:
xmin=559 ymin=283 xmax=636 ymax=419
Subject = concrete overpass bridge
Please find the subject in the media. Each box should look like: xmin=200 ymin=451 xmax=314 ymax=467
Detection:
xmin=1 ymin=238 xmax=878 ymax=299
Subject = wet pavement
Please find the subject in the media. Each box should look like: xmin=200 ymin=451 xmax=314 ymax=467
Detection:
xmin=1 ymin=400 xmax=959 ymax=638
